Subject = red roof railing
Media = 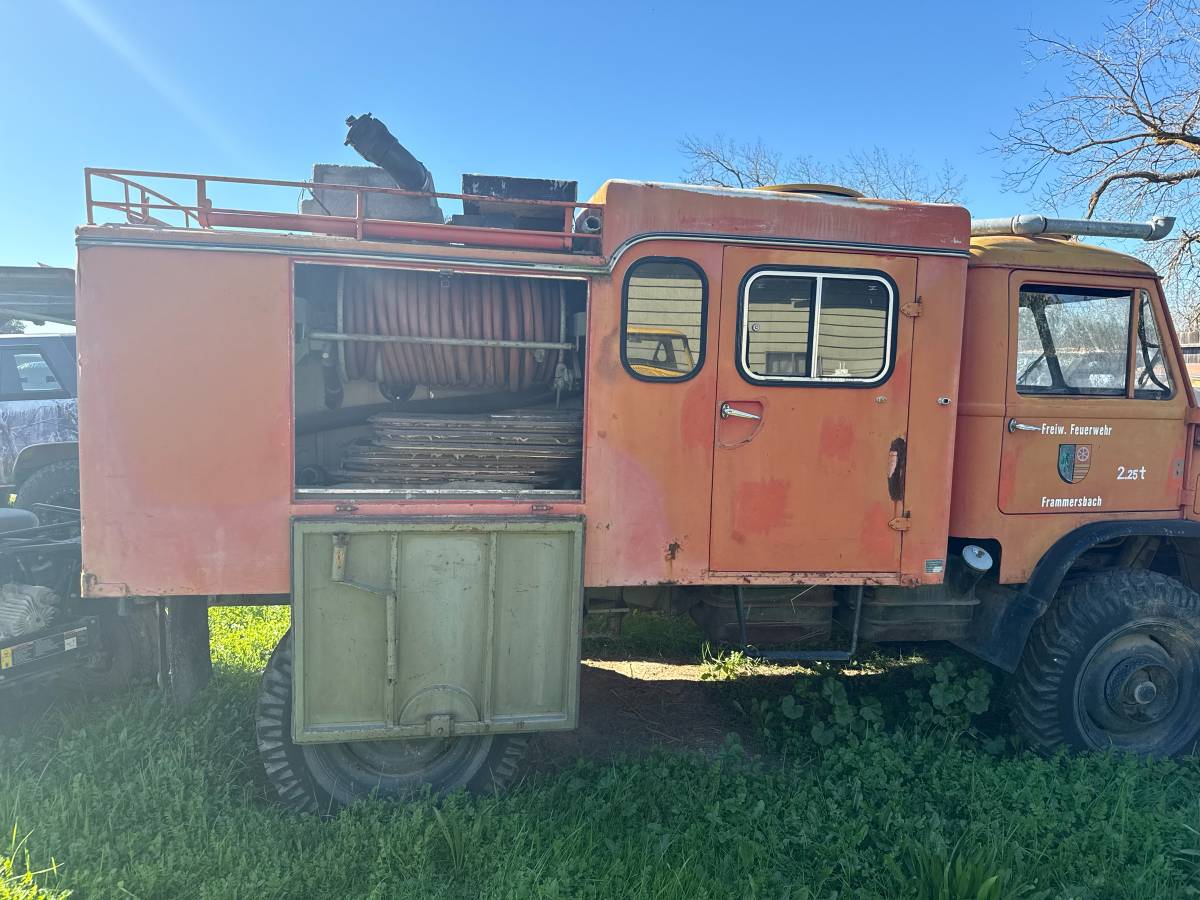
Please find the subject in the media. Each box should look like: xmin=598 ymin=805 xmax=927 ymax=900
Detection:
xmin=84 ymin=168 xmax=602 ymax=253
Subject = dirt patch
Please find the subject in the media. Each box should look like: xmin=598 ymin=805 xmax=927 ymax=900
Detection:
xmin=526 ymin=659 xmax=751 ymax=772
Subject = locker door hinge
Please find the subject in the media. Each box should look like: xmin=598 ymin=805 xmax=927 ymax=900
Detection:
xmin=888 ymin=513 xmax=912 ymax=532
xmin=901 ymin=296 xmax=923 ymax=318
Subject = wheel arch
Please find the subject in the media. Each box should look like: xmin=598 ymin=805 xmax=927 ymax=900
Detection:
xmin=957 ymin=519 xmax=1200 ymax=672
xmin=1026 ymin=519 xmax=1200 ymax=603
xmin=12 ymin=441 xmax=78 ymax=487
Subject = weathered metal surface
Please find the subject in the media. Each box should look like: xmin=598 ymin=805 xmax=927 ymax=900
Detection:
xmin=949 ymin=265 xmax=1189 ymax=583
xmin=707 ymin=247 xmax=916 ymax=574
xmin=339 ymin=410 xmax=583 ymax=487
xmin=77 ymin=246 xmax=294 ymax=597
xmin=74 ymin=173 xmax=1197 ymax=603
xmin=460 ymin=173 xmax=578 ymax=232
xmin=301 ymin=164 xmax=442 ymax=223
xmin=291 ymin=517 xmax=582 ymax=743
xmin=970 ymin=214 xmax=1174 ymax=242
xmin=969 ymin=235 xmax=1157 ymax=275
xmin=84 ymin=168 xmax=601 ymax=251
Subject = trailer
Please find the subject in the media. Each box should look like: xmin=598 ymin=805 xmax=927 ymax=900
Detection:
xmin=71 ymin=119 xmax=1200 ymax=810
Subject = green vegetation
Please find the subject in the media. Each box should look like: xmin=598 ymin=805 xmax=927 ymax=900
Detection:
xmin=2 ymin=608 xmax=1200 ymax=898
xmin=2 ymin=826 xmax=67 ymax=900
xmin=583 ymin=608 xmax=707 ymax=660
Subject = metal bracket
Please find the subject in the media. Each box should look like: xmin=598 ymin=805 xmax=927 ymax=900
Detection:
xmin=428 ymin=713 xmax=453 ymax=738
xmin=331 ymin=533 xmax=349 ymax=582
xmin=889 ymin=515 xmax=912 ymax=532
xmin=900 ymin=297 xmax=923 ymax=318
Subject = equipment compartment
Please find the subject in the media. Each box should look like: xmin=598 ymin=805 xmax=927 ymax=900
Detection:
xmin=293 ymin=263 xmax=587 ymax=499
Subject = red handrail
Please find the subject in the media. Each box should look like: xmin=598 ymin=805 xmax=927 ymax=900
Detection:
xmin=84 ymin=168 xmax=603 ymax=253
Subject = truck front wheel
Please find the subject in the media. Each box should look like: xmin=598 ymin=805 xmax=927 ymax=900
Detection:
xmin=1013 ymin=570 xmax=1200 ymax=756
xmin=255 ymin=632 xmax=527 ymax=813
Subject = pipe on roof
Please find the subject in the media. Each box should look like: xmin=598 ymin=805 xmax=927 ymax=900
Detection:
xmin=970 ymin=214 xmax=1175 ymax=242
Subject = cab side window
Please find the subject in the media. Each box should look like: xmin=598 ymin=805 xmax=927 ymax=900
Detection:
xmin=1016 ymin=285 xmax=1132 ymax=396
xmin=1134 ymin=289 xmax=1173 ymax=399
xmin=739 ymin=269 xmax=895 ymax=385
xmin=621 ymin=259 xmax=706 ymax=381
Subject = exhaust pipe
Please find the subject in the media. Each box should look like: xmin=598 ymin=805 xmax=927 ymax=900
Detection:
xmin=970 ymin=214 xmax=1175 ymax=242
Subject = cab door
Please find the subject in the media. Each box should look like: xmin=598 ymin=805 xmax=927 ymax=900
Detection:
xmin=999 ymin=273 xmax=1186 ymax=514
xmin=709 ymin=247 xmax=917 ymax=573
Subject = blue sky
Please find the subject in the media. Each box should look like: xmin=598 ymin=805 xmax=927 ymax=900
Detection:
xmin=0 ymin=0 xmax=1112 ymax=270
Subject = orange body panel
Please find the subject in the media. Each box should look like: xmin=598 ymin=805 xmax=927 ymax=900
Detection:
xmin=75 ymin=179 xmax=1191 ymax=599
xmin=950 ymin=249 xmax=1194 ymax=584
xmin=77 ymin=247 xmax=294 ymax=596
xmin=709 ymin=247 xmax=915 ymax=574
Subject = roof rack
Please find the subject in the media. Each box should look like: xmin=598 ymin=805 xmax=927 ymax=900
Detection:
xmin=969 ymin=214 xmax=1175 ymax=242
xmin=83 ymin=168 xmax=603 ymax=253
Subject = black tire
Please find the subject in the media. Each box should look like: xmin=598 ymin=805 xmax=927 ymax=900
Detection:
xmin=256 ymin=631 xmax=528 ymax=814
xmin=65 ymin=604 xmax=158 ymax=693
xmin=1013 ymin=569 xmax=1200 ymax=756
xmin=14 ymin=459 xmax=80 ymax=515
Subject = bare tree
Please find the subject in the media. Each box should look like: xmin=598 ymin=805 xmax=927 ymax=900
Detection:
xmin=1001 ymin=0 xmax=1200 ymax=323
xmin=679 ymin=133 xmax=965 ymax=203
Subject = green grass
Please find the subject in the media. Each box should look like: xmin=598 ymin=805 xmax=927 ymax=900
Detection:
xmin=582 ymin=608 xmax=708 ymax=660
xmin=3 ymin=609 xmax=1200 ymax=898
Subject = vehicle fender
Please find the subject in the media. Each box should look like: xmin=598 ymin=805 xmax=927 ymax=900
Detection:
xmin=956 ymin=519 xmax=1200 ymax=672
xmin=12 ymin=441 xmax=78 ymax=487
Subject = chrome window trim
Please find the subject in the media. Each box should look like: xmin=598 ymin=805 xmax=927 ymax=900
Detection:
xmin=739 ymin=269 xmax=895 ymax=385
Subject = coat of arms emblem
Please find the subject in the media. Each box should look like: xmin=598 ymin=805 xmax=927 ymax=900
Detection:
xmin=1058 ymin=444 xmax=1092 ymax=484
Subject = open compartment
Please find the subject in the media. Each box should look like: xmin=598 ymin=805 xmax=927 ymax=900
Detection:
xmin=293 ymin=263 xmax=587 ymax=499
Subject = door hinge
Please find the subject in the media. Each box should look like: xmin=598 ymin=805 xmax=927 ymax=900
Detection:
xmin=888 ymin=514 xmax=912 ymax=532
xmin=900 ymin=296 xmax=923 ymax=318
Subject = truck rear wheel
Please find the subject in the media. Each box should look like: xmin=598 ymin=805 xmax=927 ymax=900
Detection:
xmin=1013 ymin=570 xmax=1200 ymax=756
xmin=255 ymin=632 xmax=527 ymax=813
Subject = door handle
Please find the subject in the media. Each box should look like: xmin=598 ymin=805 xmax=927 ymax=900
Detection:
xmin=1007 ymin=418 xmax=1041 ymax=433
xmin=721 ymin=403 xmax=761 ymax=421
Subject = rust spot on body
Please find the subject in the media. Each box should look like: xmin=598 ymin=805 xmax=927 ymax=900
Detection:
xmin=734 ymin=478 xmax=790 ymax=536
xmin=887 ymin=437 xmax=907 ymax=502
xmin=818 ymin=418 xmax=855 ymax=462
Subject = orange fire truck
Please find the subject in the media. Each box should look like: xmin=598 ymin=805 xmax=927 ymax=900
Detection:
xmin=17 ymin=115 xmax=1195 ymax=809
